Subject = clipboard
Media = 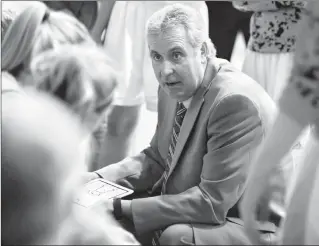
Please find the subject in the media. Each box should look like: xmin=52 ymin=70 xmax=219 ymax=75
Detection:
xmin=74 ymin=179 xmax=134 ymax=208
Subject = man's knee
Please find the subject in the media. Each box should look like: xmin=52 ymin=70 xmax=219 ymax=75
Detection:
xmin=159 ymin=224 xmax=194 ymax=245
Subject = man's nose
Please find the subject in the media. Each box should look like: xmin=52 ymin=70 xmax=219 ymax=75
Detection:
xmin=160 ymin=61 xmax=174 ymax=78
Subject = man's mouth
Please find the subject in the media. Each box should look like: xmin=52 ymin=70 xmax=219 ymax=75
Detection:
xmin=165 ymin=81 xmax=182 ymax=87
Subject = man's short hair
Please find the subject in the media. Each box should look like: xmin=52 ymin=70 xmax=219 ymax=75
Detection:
xmin=146 ymin=3 xmax=216 ymax=57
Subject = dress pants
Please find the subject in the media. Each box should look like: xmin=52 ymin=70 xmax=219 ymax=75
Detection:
xmin=118 ymin=193 xmax=276 ymax=245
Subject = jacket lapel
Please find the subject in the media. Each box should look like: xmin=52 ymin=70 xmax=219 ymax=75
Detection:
xmin=167 ymin=58 xmax=219 ymax=177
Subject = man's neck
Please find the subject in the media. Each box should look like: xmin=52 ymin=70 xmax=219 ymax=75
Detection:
xmin=182 ymin=97 xmax=192 ymax=109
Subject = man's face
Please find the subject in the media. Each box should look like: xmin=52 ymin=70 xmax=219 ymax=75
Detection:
xmin=148 ymin=26 xmax=206 ymax=102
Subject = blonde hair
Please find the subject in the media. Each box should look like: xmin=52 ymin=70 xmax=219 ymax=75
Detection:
xmin=146 ymin=3 xmax=216 ymax=57
xmin=1 ymin=1 xmax=94 ymax=78
xmin=28 ymin=44 xmax=117 ymax=126
xmin=1 ymin=8 xmax=17 ymax=39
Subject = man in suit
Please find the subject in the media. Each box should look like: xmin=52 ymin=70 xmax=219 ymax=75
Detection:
xmin=84 ymin=3 xmax=280 ymax=245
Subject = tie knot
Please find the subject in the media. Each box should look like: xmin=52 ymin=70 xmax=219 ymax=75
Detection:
xmin=176 ymin=102 xmax=187 ymax=116
xmin=178 ymin=102 xmax=184 ymax=108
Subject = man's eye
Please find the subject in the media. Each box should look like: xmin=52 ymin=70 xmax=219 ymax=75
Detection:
xmin=172 ymin=52 xmax=182 ymax=60
xmin=152 ymin=53 xmax=162 ymax=61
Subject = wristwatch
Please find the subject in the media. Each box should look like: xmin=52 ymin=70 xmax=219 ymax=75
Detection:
xmin=113 ymin=198 xmax=123 ymax=220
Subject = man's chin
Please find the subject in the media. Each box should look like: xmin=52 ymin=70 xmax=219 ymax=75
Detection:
xmin=169 ymin=94 xmax=189 ymax=102
xmin=162 ymin=88 xmax=191 ymax=102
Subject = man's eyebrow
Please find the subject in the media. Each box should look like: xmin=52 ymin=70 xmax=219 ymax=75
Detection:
xmin=149 ymin=50 xmax=161 ymax=57
xmin=169 ymin=46 xmax=184 ymax=52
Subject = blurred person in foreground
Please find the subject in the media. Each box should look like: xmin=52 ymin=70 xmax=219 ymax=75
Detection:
xmin=83 ymin=4 xmax=288 ymax=245
xmin=240 ymin=1 xmax=319 ymax=245
xmin=1 ymin=1 xmax=94 ymax=81
xmin=1 ymin=8 xmax=17 ymax=39
xmin=26 ymin=44 xmax=117 ymax=166
xmin=1 ymin=1 xmax=108 ymax=170
xmin=1 ymin=82 xmax=139 ymax=245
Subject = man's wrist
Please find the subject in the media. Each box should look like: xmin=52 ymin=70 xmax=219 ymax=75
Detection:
xmin=114 ymin=199 xmax=132 ymax=220
xmin=113 ymin=198 xmax=123 ymax=220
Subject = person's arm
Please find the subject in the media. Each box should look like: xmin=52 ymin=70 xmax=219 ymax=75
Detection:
xmin=95 ymin=123 xmax=165 ymax=193
xmin=86 ymin=88 xmax=165 ymax=193
xmin=127 ymin=95 xmax=264 ymax=234
xmin=240 ymin=1 xmax=319 ymax=244
xmin=90 ymin=0 xmax=116 ymax=43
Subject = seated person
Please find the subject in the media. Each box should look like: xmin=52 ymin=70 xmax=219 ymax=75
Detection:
xmin=1 ymin=78 xmax=139 ymax=245
xmin=83 ymin=3 xmax=287 ymax=245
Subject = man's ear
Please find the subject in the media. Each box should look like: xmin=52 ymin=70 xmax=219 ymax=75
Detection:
xmin=200 ymin=41 xmax=208 ymax=64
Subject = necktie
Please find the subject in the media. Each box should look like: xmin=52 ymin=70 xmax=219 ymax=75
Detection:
xmin=161 ymin=102 xmax=187 ymax=194
xmin=152 ymin=102 xmax=187 ymax=246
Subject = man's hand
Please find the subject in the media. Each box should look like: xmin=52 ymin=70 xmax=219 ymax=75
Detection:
xmin=240 ymin=171 xmax=282 ymax=245
xmin=90 ymin=198 xmax=114 ymax=215
xmin=81 ymin=172 xmax=100 ymax=184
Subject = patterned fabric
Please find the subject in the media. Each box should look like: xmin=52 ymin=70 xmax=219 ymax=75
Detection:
xmin=152 ymin=102 xmax=187 ymax=246
xmin=233 ymin=0 xmax=306 ymax=53
xmin=161 ymin=102 xmax=187 ymax=194
xmin=278 ymin=1 xmax=319 ymax=127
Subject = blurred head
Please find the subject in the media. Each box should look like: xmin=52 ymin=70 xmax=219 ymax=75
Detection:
xmin=2 ymin=88 xmax=88 ymax=245
xmin=146 ymin=4 xmax=216 ymax=102
xmin=27 ymin=44 xmax=117 ymax=132
xmin=1 ymin=1 xmax=94 ymax=81
xmin=1 ymin=8 xmax=17 ymax=39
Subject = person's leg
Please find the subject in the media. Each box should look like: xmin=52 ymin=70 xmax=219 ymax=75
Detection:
xmin=157 ymin=220 xmax=278 ymax=245
xmin=237 ymin=11 xmax=251 ymax=45
xmin=93 ymin=2 xmax=146 ymax=169
xmin=158 ymin=224 xmax=195 ymax=245
xmin=206 ymin=2 xmax=238 ymax=61
xmin=118 ymin=191 xmax=156 ymax=245
xmin=96 ymin=105 xmax=141 ymax=168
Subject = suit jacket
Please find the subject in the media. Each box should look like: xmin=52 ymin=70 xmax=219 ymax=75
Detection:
xmin=97 ymin=58 xmax=278 ymax=235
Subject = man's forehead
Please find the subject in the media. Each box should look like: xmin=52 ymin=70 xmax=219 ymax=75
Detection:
xmin=147 ymin=26 xmax=191 ymax=52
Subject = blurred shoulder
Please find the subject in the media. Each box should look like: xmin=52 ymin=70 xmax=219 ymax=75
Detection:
xmin=2 ymin=72 xmax=23 ymax=95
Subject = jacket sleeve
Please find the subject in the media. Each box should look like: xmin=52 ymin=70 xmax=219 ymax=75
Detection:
xmin=130 ymin=95 xmax=264 ymax=234
xmin=96 ymin=124 xmax=166 ymax=192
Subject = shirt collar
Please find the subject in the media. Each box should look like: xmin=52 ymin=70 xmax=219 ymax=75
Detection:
xmin=182 ymin=97 xmax=192 ymax=109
